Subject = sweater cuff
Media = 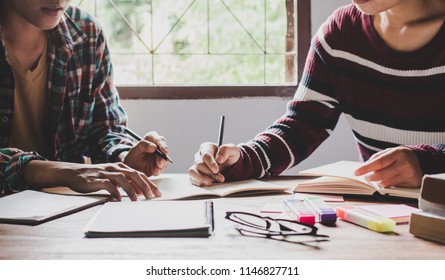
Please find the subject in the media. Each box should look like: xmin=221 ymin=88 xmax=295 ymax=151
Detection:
xmin=407 ymin=144 xmax=445 ymax=175
xmin=222 ymin=148 xmax=255 ymax=182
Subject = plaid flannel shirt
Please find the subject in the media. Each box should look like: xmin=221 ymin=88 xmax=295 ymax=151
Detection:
xmin=0 ymin=6 xmax=136 ymax=195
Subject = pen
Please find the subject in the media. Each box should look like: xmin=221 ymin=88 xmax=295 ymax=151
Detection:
xmin=218 ymin=115 xmax=225 ymax=147
xmin=124 ymin=128 xmax=173 ymax=163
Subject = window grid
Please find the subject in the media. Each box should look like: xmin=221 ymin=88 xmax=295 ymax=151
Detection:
xmin=74 ymin=0 xmax=311 ymax=99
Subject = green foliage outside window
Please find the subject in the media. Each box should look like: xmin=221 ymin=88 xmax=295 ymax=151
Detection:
xmin=75 ymin=0 xmax=291 ymax=85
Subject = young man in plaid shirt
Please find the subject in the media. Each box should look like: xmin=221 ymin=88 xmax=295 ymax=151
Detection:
xmin=0 ymin=0 xmax=170 ymax=200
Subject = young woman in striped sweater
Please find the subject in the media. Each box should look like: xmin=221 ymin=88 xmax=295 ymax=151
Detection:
xmin=189 ymin=0 xmax=445 ymax=190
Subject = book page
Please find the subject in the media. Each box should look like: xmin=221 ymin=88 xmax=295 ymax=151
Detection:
xmin=205 ymin=179 xmax=290 ymax=197
xmin=150 ymin=176 xmax=218 ymax=200
xmin=297 ymin=161 xmax=420 ymax=199
xmin=381 ymin=187 xmax=420 ymax=199
xmin=45 ymin=174 xmax=290 ymax=200
xmin=299 ymin=161 xmax=380 ymax=191
xmin=151 ymin=174 xmax=289 ymax=199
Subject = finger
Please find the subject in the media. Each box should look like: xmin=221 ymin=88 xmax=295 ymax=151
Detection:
xmin=147 ymin=179 xmax=162 ymax=197
xmin=354 ymin=153 xmax=396 ymax=176
xmin=133 ymin=170 xmax=161 ymax=198
xmin=99 ymin=179 xmax=122 ymax=201
xmin=194 ymin=150 xmax=218 ymax=176
xmin=364 ymin=162 xmax=399 ymax=182
xmin=367 ymin=149 xmax=387 ymax=161
xmin=198 ymin=143 xmax=219 ymax=172
xmin=378 ymin=173 xmax=403 ymax=188
xmin=188 ymin=167 xmax=223 ymax=187
xmin=107 ymin=172 xmax=138 ymax=201
xmin=195 ymin=161 xmax=224 ymax=182
xmin=144 ymin=131 xmax=169 ymax=154
xmin=112 ymin=163 xmax=146 ymax=196
xmin=215 ymin=144 xmax=239 ymax=164
xmin=156 ymin=155 xmax=168 ymax=170
xmin=135 ymin=139 xmax=170 ymax=168
xmin=123 ymin=169 xmax=155 ymax=199
xmin=135 ymin=139 xmax=158 ymax=154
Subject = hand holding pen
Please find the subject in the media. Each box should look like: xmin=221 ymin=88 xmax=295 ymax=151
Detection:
xmin=123 ymin=128 xmax=172 ymax=178
xmin=125 ymin=128 xmax=173 ymax=163
xmin=188 ymin=116 xmax=241 ymax=187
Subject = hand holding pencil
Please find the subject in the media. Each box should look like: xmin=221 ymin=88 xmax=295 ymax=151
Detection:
xmin=188 ymin=116 xmax=241 ymax=187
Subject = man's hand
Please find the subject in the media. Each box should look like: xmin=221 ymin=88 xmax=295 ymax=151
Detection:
xmin=123 ymin=131 xmax=170 ymax=177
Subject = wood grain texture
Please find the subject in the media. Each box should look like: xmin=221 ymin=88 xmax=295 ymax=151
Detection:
xmin=0 ymin=177 xmax=442 ymax=260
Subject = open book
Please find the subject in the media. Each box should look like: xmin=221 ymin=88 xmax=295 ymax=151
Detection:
xmin=295 ymin=161 xmax=420 ymax=199
xmin=150 ymin=174 xmax=290 ymax=200
xmin=44 ymin=174 xmax=291 ymax=200
xmin=84 ymin=200 xmax=214 ymax=238
xmin=0 ymin=190 xmax=106 ymax=225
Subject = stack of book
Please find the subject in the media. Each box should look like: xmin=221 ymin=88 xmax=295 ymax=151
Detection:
xmin=409 ymin=174 xmax=445 ymax=244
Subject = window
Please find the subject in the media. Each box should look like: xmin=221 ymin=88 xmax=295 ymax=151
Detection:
xmin=75 ymin=0 xmax=311 ymax=98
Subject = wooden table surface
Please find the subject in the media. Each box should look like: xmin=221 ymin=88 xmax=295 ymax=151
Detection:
xmin=0 ymin=177 xmax=443 ymax=260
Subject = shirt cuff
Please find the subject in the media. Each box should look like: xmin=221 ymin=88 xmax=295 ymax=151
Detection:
xmin=4 ymin=151 xmax=47 ymax=193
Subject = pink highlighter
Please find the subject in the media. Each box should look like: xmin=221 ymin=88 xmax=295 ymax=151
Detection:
xmin=283 ymin=199 xmax=316 ymax=225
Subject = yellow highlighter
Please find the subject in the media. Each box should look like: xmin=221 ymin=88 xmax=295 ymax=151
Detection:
xmin=336 ymin=206 xmax=396 ymax=232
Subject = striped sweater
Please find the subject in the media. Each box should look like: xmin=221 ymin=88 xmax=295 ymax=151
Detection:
xmin=224 ymin=4 xmax=445 ymax=181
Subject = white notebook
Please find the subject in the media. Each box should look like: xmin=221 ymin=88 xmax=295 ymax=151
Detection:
xmin=84 ymin=200 xmax=214 ymax=238
xmin=0 ymin=190 xmax=106 ymax=225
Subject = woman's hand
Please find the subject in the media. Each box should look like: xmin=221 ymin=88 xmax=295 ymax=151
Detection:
xmin=188 ymin=142 xmax=240 ymax=187
xmin=354 ymin=146 xmax=423 ymax=188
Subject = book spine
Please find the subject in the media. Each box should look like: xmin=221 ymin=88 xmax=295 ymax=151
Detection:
xmin=418 ymin=198 xmax=445 ymax=217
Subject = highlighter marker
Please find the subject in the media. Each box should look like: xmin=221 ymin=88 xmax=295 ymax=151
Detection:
xmin=336 ymin=206 xmax=396 ymax=232
xmin=304 ymin=196 xmax=337 ymax=224
xmin=283 ymin=199 xmax=316 ymax=225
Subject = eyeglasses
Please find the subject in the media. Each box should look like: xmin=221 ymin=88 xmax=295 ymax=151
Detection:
xmin=225 ymin=211 xmax=329 ymax=246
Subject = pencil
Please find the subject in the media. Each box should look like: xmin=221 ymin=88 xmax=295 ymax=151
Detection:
xmin=217 ymin=115 xmax=225 ymax=147
xmin=124 ymin=128 xmax=173 ymax=163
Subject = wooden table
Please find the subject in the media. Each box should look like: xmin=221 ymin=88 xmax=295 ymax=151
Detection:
xmin=0 ymin=177 xmax=443 ymax=260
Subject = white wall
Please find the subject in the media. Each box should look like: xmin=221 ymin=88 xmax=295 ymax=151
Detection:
xmin=121 ymin=0 xmax=357 ymax=175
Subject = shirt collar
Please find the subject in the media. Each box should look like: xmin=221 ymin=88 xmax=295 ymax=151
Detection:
xmin=47 ymin=7 xmax=88 ymax=56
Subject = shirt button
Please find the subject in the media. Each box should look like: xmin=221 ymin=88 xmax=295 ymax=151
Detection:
xmin=3 ymin=77 xmax=11 ymax=85
xmin=1 ymin=116 xmax=8 ymax=124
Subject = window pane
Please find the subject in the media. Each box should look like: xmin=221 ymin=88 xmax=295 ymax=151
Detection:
xmin=75 ymin=0 xmax=294 ymax=86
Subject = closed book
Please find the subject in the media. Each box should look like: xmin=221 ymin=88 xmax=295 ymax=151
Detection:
xmin=419 ymin=174 xmax=445 ymax=216
xmin=409 ymin=211 xmax=445 ymax=245
xmin=84 ymin=200 xmax=214 ymax=238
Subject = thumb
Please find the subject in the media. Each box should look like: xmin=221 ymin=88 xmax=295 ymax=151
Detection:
xmin=215 ymin=144 xmax=239 ymax=164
